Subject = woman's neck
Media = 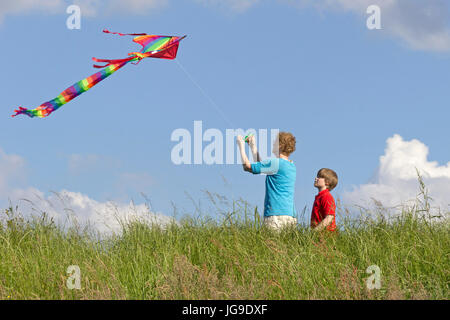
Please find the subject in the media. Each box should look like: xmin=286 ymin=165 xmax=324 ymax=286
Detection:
xmin=279 ymin=153 xmax=288 ymax=160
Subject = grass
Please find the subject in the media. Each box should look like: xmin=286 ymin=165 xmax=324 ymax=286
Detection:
xmin=0 ymin=186 xmax=448 ymax=300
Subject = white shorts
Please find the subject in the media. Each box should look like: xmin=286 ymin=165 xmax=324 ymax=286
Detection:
xmin=263 ymin=215 xmax=297 ymax=231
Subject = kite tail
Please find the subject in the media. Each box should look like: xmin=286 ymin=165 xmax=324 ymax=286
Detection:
xmin=92 ymin=56 xmax=137 ymax=68
xmin=102 ymin=29 xmax=147 ymax=36
xmin=12 ymin=107 xmax=39 ymax=118
xmin=89 ymin=30 xmax=147 ymax=68
xmin=12 ymin=61 xmax=129 ymax=118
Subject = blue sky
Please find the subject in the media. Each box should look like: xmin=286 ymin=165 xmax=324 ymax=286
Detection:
xmin=1 ymin=0 xmax=449 ymax=231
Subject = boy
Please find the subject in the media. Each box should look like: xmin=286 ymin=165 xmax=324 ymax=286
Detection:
xmin=311 ymin=168 xmax=338 ymax=232
xmin=236 ymin=132 xmax=297 ymax=230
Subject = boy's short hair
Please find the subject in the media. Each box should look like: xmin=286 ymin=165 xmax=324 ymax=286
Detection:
xmin=317 ymin=168 xmax=338 ymax=191
xmin=278 ymin=132 xmax=296 ymax=156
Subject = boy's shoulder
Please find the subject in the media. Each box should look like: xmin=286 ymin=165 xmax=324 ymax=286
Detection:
xmin=318 ymin=189 xmax=335 ymax=201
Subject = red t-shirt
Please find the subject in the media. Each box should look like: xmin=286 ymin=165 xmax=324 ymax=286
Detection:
xmin=311 ymin=189 xmax=336 ymax=231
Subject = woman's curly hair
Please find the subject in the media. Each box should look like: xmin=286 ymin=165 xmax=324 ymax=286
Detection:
xmin=278 ymin=132 xmax=296 ymax=156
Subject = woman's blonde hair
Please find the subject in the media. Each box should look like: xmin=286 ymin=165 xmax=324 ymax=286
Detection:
xmin=278 ymin=132 xmax=296 ymax=156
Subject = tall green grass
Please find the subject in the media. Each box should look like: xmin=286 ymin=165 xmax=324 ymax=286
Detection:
xmin=0 ymin=189 xmax=448 ymax=300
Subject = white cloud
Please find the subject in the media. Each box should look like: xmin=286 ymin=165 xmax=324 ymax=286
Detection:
xmin=285 ymin=0 xmax=450 ymax=52
xmin=66 ymin=153 xmax=121 ymax=175
xmin=0 ymin=0 xmax=64 ymax=22
xmin=197 ymin=0 xmax=450 ymax=51
xmin=0 ymin=148 xmax=175 ymax=235
xmin=1 ymin=0 xmax=255 ymax=20
xmin=0 ymin=148 xmax=27 ymax=194
xmin=7 ymin=188 xmax=175 ymax=235
xmin=106 ymin=0 xmax=168 ymax=15
xmin=4 ymin=0 xmax=449 ymax=52
xmin=117 ymin=172 xmax=154 ymax=191
xmin=0 ymin=0 xmax=168 ymax=21
xmin=67 ymin=153 xmax=101 ymax=174
xmin=344 ymin=134 xmax=450 ymax=216
xmin=195 ymin=0 xmax=260 ymax=13
xmin=72 ymin=0 xmax=100 ymax=17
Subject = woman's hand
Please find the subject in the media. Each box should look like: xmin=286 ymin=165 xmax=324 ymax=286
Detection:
xmin=247 ymin=135 xmax=256 ymax=147
xmin=236 ymin=135 xmax=245 ymax=148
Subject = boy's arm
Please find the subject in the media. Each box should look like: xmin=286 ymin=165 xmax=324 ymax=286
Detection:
xmin=236 ymin=135 xmax=252 ymax=172
xmin=312 ymin=215 xmax=333 ymax=231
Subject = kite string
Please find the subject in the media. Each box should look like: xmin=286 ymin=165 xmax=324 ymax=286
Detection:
xmin=175 ymin=59 xmax=235 ymax=128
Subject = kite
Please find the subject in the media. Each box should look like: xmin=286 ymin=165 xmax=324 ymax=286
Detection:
xmin=12 ymin=30 xmax=186 ymax=118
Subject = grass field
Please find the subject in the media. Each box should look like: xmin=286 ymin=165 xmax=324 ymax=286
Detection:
xmin=0 ymin=187 xmax=448 ymax=300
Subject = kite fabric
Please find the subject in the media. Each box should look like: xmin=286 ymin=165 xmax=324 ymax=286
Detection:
xmin=12 ymin=30 xmax=186 ymax=118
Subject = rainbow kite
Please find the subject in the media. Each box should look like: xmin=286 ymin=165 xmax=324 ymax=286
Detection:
xmin=12 ymin=30 xmax=186 ymax=118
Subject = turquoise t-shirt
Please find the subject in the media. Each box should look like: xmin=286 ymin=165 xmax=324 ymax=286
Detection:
xmin=251 ymin=158 xmax=296 ymax=217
